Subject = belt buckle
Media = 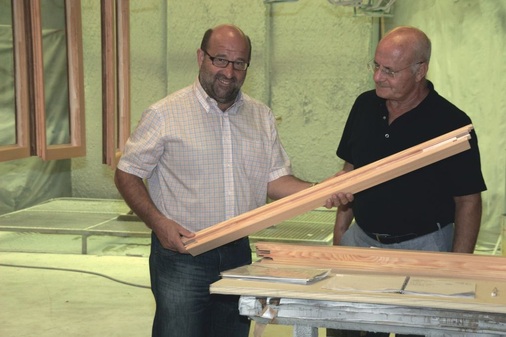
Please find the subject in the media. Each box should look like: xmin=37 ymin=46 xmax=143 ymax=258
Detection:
xmin=374 ymin=233 xmax=390 ymax=243
xmin=375 ymin=233 xmax=418 ymax=244
xmin=373 ymin=233 xmax=399 ymax=244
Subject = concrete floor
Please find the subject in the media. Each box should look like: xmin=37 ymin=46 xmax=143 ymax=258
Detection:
xmin=0 ymin=232 xmax=323 ymax=337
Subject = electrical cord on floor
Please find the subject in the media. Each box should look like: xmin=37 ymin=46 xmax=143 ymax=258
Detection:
xmin=0 ymin=262 xmax=151 ymax=289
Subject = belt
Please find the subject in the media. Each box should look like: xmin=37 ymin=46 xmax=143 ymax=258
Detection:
xmin=364 ymin=232 xmax=418 ymax=244
xmin=363 ymin=223 xmax=450 ymax=244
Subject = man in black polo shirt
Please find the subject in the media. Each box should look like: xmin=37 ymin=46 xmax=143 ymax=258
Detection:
xmin=329 ymin=26 xmax=486 ymax=337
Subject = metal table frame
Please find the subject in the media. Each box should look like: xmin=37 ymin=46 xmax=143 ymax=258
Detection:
xmin=239 ymin=296 xmax=506 ymax=337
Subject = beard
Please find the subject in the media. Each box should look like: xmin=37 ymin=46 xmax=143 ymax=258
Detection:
xmin=200 ymin=72 xmax=243 ymax=106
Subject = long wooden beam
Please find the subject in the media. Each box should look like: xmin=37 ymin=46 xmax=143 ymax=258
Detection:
xmin=101 ymin=0 xmax=116 ymax=165
xmin=255 ymin=242 xmax=506 ymax=282
xmin=184 ymin=125 xmax=473 ymax=256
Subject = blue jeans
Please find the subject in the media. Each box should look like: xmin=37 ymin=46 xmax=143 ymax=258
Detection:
xmin=149 ymin=233 xmax=252 ymax=337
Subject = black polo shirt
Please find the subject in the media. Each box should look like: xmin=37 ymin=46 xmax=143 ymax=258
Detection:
xmin=337 ymin=81 xmax=486 ymax=236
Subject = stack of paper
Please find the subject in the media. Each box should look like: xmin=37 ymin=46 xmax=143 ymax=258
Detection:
xmin=221 ymin=264 xmax=331 ymax=285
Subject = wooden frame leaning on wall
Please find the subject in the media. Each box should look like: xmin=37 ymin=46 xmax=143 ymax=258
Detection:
xmin=0 ymin=0 xmax=86 ymax=162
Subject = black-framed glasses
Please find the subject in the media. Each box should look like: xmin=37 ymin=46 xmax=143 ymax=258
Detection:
xmin=203 ymin=50 xmax=249 ymax=71
xmin=368 ymin=60 xmax=424 ymax=78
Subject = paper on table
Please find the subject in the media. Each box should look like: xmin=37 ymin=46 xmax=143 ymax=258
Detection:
xmin=405 ymin=276 xmax=476 ymax=298
xmin=221 ymin=263 xmax=331 ymax=285
xmin=323 ymin=273 xmax=476 ymax=298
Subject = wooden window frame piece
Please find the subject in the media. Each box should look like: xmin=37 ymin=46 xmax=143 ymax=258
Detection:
xmin=29 ymin=0 xmax=86 ymax=161
xmin=101 ymin=0 xmax=116 ymax=166
xmin=0 ymin=0 xmax=85 ymax=162
xmin=255 ymin=242 xmax=506 ymax=282
xmin=184 ymin=125 xmax=474 ymax=256
xmin=0 ymin=0 xmax=31 ymax=161
xmin=116 ymin=0 xmax=130 ymax=158
xmin=102 ymin=0 xmax=130 ymax=168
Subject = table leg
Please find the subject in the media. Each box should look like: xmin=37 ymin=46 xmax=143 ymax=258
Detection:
xmin=82 ymin=234 xmax=88 ymax=254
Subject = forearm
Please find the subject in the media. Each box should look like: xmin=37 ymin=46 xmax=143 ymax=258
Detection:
xmin=452 ymin=193 xmax=482 ymax=253
xmin=115 ymin=168 xmax=194 ymax=252
xmin=333 ymin=204 xmax=354 ymax=245
xmin=114 ymin=168 xmax=166 ymax=230
xmin=267 ymin=175 xmax=313 ymax=201
xmin=332 ymin=161 xmax=355 ymax=245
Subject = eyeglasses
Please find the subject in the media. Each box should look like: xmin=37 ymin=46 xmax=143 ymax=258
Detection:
xmin=203 ymin=50 xmax=249 ymax=71
xmin=368 ymin=60 xmax=424 ymax=78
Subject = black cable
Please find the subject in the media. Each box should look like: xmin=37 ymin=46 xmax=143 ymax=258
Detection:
xmin=0 ymin=262 xmax=151 ymax=289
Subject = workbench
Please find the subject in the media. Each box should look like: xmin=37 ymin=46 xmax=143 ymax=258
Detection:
xmin=211 ymin=243 xmax=506 ymax=337
xmin=213 ymin=273 xmax=506 ymax=336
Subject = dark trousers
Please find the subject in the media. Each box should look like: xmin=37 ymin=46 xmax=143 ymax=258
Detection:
xmin=150 ymin=234 xmax=252 ymax=337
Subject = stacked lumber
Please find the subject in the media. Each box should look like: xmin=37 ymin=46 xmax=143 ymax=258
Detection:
xmin=256 ymin=242 xmax=506 ymax=282
xmin=184 ymin=125 xmax=473 ymax=256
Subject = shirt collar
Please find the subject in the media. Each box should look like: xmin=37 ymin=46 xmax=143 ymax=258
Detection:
xmin=194 ymin=78 xmax=243 ymax=115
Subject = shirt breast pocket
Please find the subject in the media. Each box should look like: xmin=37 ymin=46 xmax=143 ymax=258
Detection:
xmin=237 ymin=139 xmax=270 ymax=182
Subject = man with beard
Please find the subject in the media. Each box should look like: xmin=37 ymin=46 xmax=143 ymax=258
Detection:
xmin=115 ymin=24 xmax=320 ymax=337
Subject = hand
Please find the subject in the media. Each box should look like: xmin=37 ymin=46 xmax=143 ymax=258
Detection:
xmin=324 ymin=192 xmax=354 ymax=209
xmin=321 ymin=170 xmax=354 ymax=209
xmin=152 ymin=218 xmax=195 ymax=254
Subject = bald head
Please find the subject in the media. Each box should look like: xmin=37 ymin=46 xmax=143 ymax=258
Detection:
xmin=372 ymin=26 xmax=432 ymax=112
xmin=380 ymin=26 xmax=431 ymax=65
xmin=200 ymin=24 xmax=252 ymax=62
